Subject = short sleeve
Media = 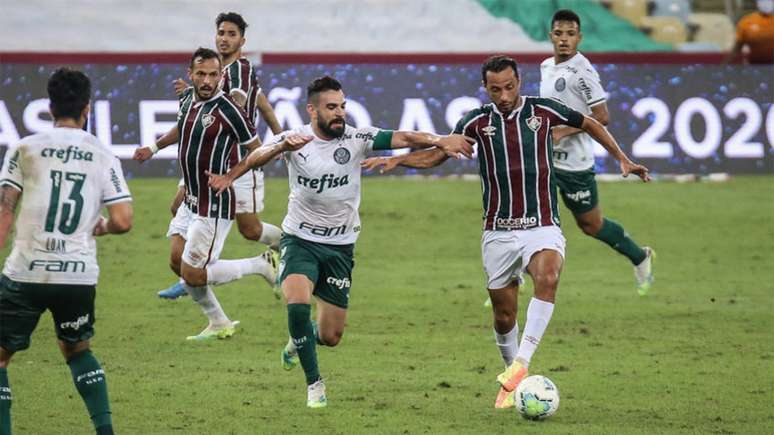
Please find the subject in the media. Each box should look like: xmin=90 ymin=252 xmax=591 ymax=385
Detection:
xmin=535 ymin=98 xmax=585 ymax=128
xmin=452 ymin=108 xmax=483 ymax=139
xmin=226 ymin=60 xmax=252 ymax=97
xmin=102 ymin=157 xmax=132 ymax=205
xmin=0 ymin=144 xmax=24 ymax=192
xmin=358 ymin=126 xmax=392 ymax=152
xmin=572 ymin=69 xmax=607 ymax=108
xmin=222 ymin=98 xmax=257 ymax=145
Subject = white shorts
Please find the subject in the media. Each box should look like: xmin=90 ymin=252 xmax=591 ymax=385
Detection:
xmin=165 ymin=205 xmax=233 ymax=268
xmin=481 ymin=226 xmax=566 ymax=289
xmin=233 ymin=169 xmax=265 ymax=214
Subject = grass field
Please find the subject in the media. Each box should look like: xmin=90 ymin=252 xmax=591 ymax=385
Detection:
xmin=3 ymin=176 xmax=773 ymax=434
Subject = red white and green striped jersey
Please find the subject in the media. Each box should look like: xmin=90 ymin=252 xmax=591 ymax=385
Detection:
xmin=177 ymin=89 xmax=257 ymax=220
xmin=221 ymin=57 xmax=261 ymax=160
xmin=453 ymin=97 xmax=584 ymax=231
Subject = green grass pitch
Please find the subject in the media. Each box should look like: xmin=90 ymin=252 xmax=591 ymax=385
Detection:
xmin=3 ymin=176 xmax=773 ymax=434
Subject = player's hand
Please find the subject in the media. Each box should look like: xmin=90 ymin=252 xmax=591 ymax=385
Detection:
xmin=93 ymin=216 xmax=109 ymax=236
xmin=620 ymin=159 xmax=651 ymax=182
xmin=173 ymin=78 xmax=189 ymax=96
xmin=360 ymin=157 xmax=400 ymax=174
xmin=362 ymin=156 xmax=400 ymax=174
xmin=133 ymin=146 xmax=154 ymax=163
xmin=206 ymin=171 xmax=233 ymax=196
xmin=436 ymin=134 xmax=475 ymax=159
xmin=281 ymin=134 xmax=314 ymax=152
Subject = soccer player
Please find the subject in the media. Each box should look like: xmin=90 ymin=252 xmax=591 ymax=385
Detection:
xmin=540 ymin=9 xmax=654 ymax=295
xmin=136 ymin=48 xmax=276 ymax=340
xmin=207 ymin=76 xmax=474 ymax=408
xmin=147 ymin=11 xmax=284 ymax=300
xmin=362 ymin=56 xmax=650 ymax=408
xmin=0 ymin=68 xmax=133 ymax=435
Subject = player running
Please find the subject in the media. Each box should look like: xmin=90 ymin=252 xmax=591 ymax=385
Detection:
xmin=0 ymin=68 xmax=133 ymax=435
xmin=363 ymin=56 xmax=650 ymax=409
xmin=541 ymin=9 xmax=654 ymax=295
xmin=136 ymin=11 xmax=283 ymax=300
xmin=208 ymin=76 xmax=474 ymax=408
xmin=136 ymin=48 xmax=276 ymax=340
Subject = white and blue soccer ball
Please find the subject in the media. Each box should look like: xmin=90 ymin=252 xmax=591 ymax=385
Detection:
xmin=514 ymin=375 xmax=560 ymax=420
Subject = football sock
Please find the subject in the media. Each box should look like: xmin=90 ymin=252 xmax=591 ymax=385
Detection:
xmin=258 ymin=222 xmax=282 ymax=250
xmin=515 ymin=298 xmax=554 ymax=367
xmin=67 ymin=350 xmax=112 ymax=433
xmin=287 ymin=304 xmax=320 ymax=385
xmin=206 ymin=257 xmax=271 ymax=286
xmin=0 ymin=368 xmax=11 ymax=435
xmin=594 ymin=218 xmax=647 ymax=265
xmin=311 ymin=320 xmax=325 ymax=346
xmin=183 ymin=283 xmax=230 ymax=326
xmin=495 ymin=323 xmax=519 ymax=367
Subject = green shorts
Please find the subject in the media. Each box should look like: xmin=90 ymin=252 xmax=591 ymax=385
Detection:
xmin=0 ymin=275 xmax=96 ymax=353
xmin=554 ymin=168 xmax=599 ymax=214
xmin=278 ymin=234 xmax=354 ymax=309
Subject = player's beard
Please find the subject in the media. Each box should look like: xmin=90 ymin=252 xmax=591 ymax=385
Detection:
xmin=318 ymin=117 xmax=346 ymax=139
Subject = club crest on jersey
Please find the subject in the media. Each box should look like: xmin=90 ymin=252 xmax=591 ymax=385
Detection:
xmin=555 ymin=77 xmax=566 ymax=92
xmin=526 ymin=116 xmax=542 ymax=131
xmin=334 ymin=147 xmax=351 ymax=165
xmin=482 ymin=126 xmax=496 ymax=137
xmin=201 ymin=113 xmax=215 ymax=128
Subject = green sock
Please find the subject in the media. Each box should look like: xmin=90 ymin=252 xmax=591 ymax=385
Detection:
xmin=67 ymin=350 xmax=113 ymax=433
xmin=0 ymin=368 xmax=11 ymax=435
xmin=287 ymin=303 xmax=320 ymax=385
xmin=312 ymin=320 xmax=324 ymax=346
xmin=594 ymin=218 xmax=647 ymax=265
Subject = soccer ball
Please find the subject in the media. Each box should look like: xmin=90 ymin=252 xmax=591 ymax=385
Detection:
xmin=514 ymin=375 xmax=560 ymax=420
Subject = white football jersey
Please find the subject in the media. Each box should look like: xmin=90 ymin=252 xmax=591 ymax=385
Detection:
xmin=0 ymin=127 xmax=132 ymax=285
xmin=540 ymin=52 xmax=607 ymax=171
xmin=269 ymin=124 xmax=388 ymax=245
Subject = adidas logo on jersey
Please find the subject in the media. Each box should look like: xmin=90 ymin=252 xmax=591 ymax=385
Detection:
xmin=41 ymin=145 xmax=94 ymax=163
xmin=297 ymin=173 xmax=349 ymax=193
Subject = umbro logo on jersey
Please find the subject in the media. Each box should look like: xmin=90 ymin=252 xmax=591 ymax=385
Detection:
xmin=482 ymin=126 xmax=496 ymax=136
xmin=527 ymin=116 xmax=542 ymax=131
xmin=201 ymin=114 xmax=215 ymax=128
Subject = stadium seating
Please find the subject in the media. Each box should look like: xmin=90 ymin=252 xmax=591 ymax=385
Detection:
xmin=639 ymin=15 xmax=688 ymax=45
xmin=687 ymin=12 xmax=735 ymax=50
xmin=609 ymin=0 xmax=652 ymax=26
xmin=651 ymin=0 xmax=692 ymax=23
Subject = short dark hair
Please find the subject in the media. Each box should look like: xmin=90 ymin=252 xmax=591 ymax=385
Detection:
xmin=307 ymin=75 xmax=343 ymax=102
xmin=190 ymin=47 xmax=222 ymax=69
xmin=216 ymin=12 xmax=248 ymax=36
xmin=47 ymin=68 xmax=91 ymax=120
xmin=481 ymin=55 xmax=519 ymax=84
xmin=551 ymin=9 xmax=581 ymax=30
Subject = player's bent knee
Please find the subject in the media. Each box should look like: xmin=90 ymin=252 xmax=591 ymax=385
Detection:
xmin=319 ymin=330 xmax=343 ymax=347
xmin=181 ymin=266 xmax=207 ymax=287
xmin=58 ymin=340 xmax=90 ymax=361
xmin=236 ymin=215 xmax=263 ymax=241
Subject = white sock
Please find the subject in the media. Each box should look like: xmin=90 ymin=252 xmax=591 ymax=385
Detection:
xmin=515 ymin=298 xmax=555 ymax=368
xmin=207 ymin=257 xmax=270 ymax=286
xmin=258 ymin=222 xmax=282 ymax=250
xmin=183 ymin=282 xmax=230 ymax=326
xmin=494 ymin=323 xmax=519 ymax=368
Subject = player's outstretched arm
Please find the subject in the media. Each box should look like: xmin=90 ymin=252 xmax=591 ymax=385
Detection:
xmin=389 ymin=132 xmax=474 ymax=159
xmin=362 ymin=148 xmax=449 ymax=174
xmin=208 ymin=134 xmax=313 ymax=195
xmin=0 ymin=185 xmax=21 ymax=249
xmin=133 ymin=126 xmax=180 ymax=162
xmin=580 ymin=116 xmax=650 ymax=182
xmin=552 ymin=103 xmax=609 ymax=143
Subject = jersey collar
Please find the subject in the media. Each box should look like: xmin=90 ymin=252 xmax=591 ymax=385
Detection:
xmin=193 ymin=90 xmax=225 ymax=106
